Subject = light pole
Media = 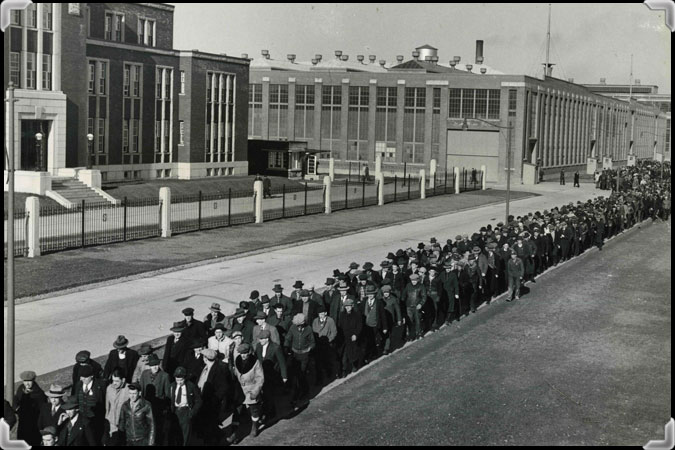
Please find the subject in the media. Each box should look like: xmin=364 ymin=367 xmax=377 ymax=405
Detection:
xmin=87 ymin=133 xmax=94 ymax=169
xmin=35 ymin=132 xmax=43 ymax=171
xmin=462 ymin=117 xmax=514 ymax=225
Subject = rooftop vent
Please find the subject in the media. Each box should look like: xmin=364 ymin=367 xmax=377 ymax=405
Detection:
xmin=635 ymin=79 xmax=641 ymax=85
xmin=261 ymin=49 xmax=270 ymax=59
xmin=369 ymin=55 xmax=376 ymax=63
xmin=287 ymin=54 xmax=296 ymax=63
xmin=357 ymin=55 xmax=364 ymax=63
xmin=475 ymin=40 xmax=484 ymax=65
xmin=449 ymin=60 xmax=457 ymax=68
xmin=315 ymin=54 xmax=322 ymax=62
xmin=396 ymin=55 xmax=404 ymax=63
xmin=480 ymin=67 xmax=487 ymax=74
xmin=431 ymin=56 xmax=439 ymax=64
xmin=335 ymin=50 xmax=343 ymax=59
xmin=466 ymin=64 xmax=473 ymax=72
xmin=424 ymin=56 xmax=432 ymax=61
xmin=600 ymin=78 xmax=606 ymax=84
xmin=341 ymin=54 xmax=349 ymax=61
xmin=453 ymin=56 xmax=461 ymax=63
xmin=241 ymin=53 xmax=248 ymax=59
xmin=311 ymin=58 xmax=318 ymax=65
xmin=412 ymin=50 xmax=420 ymax=60
xmin=379 ymin=59 xmax=386 ymax=67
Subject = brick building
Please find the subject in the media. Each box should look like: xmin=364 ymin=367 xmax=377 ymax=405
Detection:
xmin=248 ymin=43 xmax=668 ymax=183
xmin=4 ymin=2 xmax=249 ymax=188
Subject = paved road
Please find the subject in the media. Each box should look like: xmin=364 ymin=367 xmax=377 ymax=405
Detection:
xmin=240 ymin=218 xmax=671 ymax=446
xmin=5 ymin=183 xmax=603 ymax=381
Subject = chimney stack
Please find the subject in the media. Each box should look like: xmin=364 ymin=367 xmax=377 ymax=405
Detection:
xmin=475 ymin=40 xmax=484 ymax=65
xmin=449 ymin=60 xmax=457 ymax=68
xmin=466 ymin=64 xmax=473 ymax=72
xmin=357 ymin=55 xmax=364 ymax=63
xmin=379 ymin=59 xmax=386 ymax=67
xmin=287 ymin=54 xmax=296 ymax=63
xmin=396 ymin=55 xmax=404 ymax=63
xmin=480 ymin=67 xmax=487 ymax=74
xmin=335 ymin=50 xmax=342 ymax=59
xmin=315 ymin=54 xmax=322 ymax=62
xmin=369 ymin=55 xmax=376 ymax=64
xmin=412 ymin=50 xmax=420 ymax=61
xmin=453 ymin=56 xmax=461 ymax=63
xmin=311 ymin=58 xmax=318 ymax=65
xmin=261 ymin=49 xmax=270 ymax=59
xmin=241 ymin=53 xmax=248 ymax=59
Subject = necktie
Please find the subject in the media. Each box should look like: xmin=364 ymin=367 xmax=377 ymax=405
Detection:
xmin=52 ymin=406 xmax=57 ymax=415
xmin=175 ymin=385 xmax=181 ymax=405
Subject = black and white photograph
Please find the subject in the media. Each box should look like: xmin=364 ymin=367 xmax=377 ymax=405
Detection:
xmin=3 ymin=2 xmax=671 ymax=446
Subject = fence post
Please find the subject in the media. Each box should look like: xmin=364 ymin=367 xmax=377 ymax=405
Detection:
xmin=429 ymin=159 xmax=436 ymax=189
xmin=80 ymin=199 xmax=85 ymax=248
xmin=345 ymin=179 xmax=349 ymax=209
xmin=481 ymin=165 xmax=487 ymax=190
xmin=254 ymin=180 xmax=263 ymax=224
xmin=123 ymin=196 xmax=128 ymax=242
xmin=304 ymin=182 xmax=308 ymax=215
xmin=377 ymin=173 xmax=384 ymax=206
xmin=198 ymin=190 xmax=202 ymax=231
xmin=348 ymin=161 xmax=352 ymax=182
xmin=407 ymin=174 xmax=411 ymax=199
xmin=394 ymin=174 xmax=397 ymax=202
xmin=228 ymin=188 xmax=232 ymax=226
xmin=403 ymin=162 xmax=407 ymax=186
xmin=324 ymin=176 xmax=332 ymax=214
xmin=444 ymin=171 xmax=448 ymax=195
xmin=329 ymin=157 xmax=335 ymax=182
xmin=282 ymin=184 xmax=286 ymax=218
xmin=454 ymin=167 xmax=461 ymax=194
xmin=420 ymin=169 xmax=426 ymax=199
xmin=160 ymin=187 xmax=172 ymax=237
xmin=362 ymin=178 xmax=366 ymax=207
xmin=26 ymin=196 xmax=40 ymax=258
xmin=375 ymin=154 xmax=382 ymax=177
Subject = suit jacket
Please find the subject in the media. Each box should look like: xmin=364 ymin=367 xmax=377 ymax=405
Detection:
xmin=71 ymin=360 xmax=104 ymax=395
xmin=361 ymin=297 xmax=387 ymax=330
xmin=329 ymin=294 xmax=355 ymax=327
xmin=180 ymin=319 xmax=208 ymax=344
xmin=139 ymin=369 xmax=172 ymax=411
xmin=58 ymin=415 xmax=97 ymax=446
xmin=291 ymin=300 xmax=319 ymax=326
xmin=37 ymin=402 xmax=64 ymax=430
xmin=103 ymin=348 xmax=140 ymax=383
xmin=73 ymin=378 xmax=106 ymax=423
xmin=203 ymin=312 xmax=226 ymax=336
xmin=169 ymin=381 xmax=202 ymax=418
xmin=322 ymin=288 xmax=340 ymax=310
xmin=190 ymin=360 xmax=231 ymax=421
xmin=163 ymin=334 xmax=190 ymax=377
xmin=252 ymin=323 xmax=281 ymax=346
xmin=255 ymin=341 xmax=288 ymax=380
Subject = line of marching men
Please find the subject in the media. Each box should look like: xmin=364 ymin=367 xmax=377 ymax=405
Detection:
xmin=8 ymin=160 xmax=670 ymax=446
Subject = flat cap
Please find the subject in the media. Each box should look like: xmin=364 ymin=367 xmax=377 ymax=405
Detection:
xmin=237 ymin=343 xmax=252 ymax=354
xmin=78 ymin=365 xmax=93 ymax=378
xmin=202 ymin=349 xmax=217 ymax=361
xmin=76 ymin=350 xmax=91 ymax=363
xmin=40 ymin=426 xmax=58 ymax=436
xmin=182 ymin=307 xmax=194 ymax=316
xmin=343 ymin=298 xmax=355 ymax=307
xmin=249 ymin=290 xmax=259 ymax=300
xmin=363 ymin=262 xmax=374 ymax=270
xmin=409 ymin=274 xmax=420 ymax=281
xmin=292 ymin=313 xmax=306 ymax=325
xmin=20 ymin=371 xmax=36 ymax=381
xmin=259 ymin=329 xmax=271 ymax=339
xmin=174 ymin=366 xmax=187 ymax=378
xmin=381 ymin=285 xmax=392 ymax=293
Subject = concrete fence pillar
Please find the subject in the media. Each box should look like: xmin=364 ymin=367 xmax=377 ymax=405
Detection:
xmin=376 ymin=173 xmax=384 ymax=206
xmin=419 ymin=169 xmax=426 ymax=199
xmin=324 ymin=176 xmax=332 ymax=214
xmin=329 ymin=158 xmax=335 ymax=182
xmin=429 ymin=159 xmax=437 ymax=189
xmin=454 ymin=167 xmax=461 ymax=194
xmin=480 ymin=165 xmax=487 ymax=190
xmin=254 ymin=180 xmax=264 ymax=224
xmin=26 ymin=196 xmax=40 ymax=258
xmin=160 ymin=187 xmax=171 ymax=238
xmin=375 ymin=155 xmax=382 ymax=176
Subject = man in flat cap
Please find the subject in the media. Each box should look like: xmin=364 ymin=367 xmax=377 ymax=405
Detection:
xmin=266 ymin=303 xmax=292 ymax=345
xmin=71 ymin=350 xmax=103 ymax=395
xmin=231 ymin=343 xmax=265 ymax=439
xmin=401 ymin=273 xmax=427 ymax=341
xmin=169 ymin=366 xmax=202 ymax=446
xmin=231 ymin=307 xmax=255 ymax=345
xmin=38 ymin=384 xmax=66 ymax=431
xmin=74 ymin=363 xmax=106 ymax=444
xmin=204 ymin=303 xmax=226 ymax=338
xmin=255 ymin=328 xmax=287 ymax=423
xmin=208 ymin=323 xmax=234 ymax=362
xmin=284 ymin=313 xmax=316 ymax=409
xmin=361 ymin=284 xmax=387 ymax=363
xmin=14 ymin=370 xmax=46 ymax=446
xmin=140 ymin=353 xmax=172 ymax=446
xmin=40 ymin=425 xmax=59 ymax=446
xmin=506 ymin=252 xmax=524 ymax=301
xmin=103 ymin=335 xmax=140 ymax=385
xmin=132 ymin=343 xmax=155 ymax=384
xmin=57 ymin=398 xmax=97 ymax=446
xmin=180 ymin=308 xmax=208 ymax=344
xmin=307 ymin=284 xmax=326 ymax=309
xmin=312 ymin=306 xmax=339 ymax=383
xmin=292 ymin=289 xmax=320 ymax=326
xmin=118 ymin=382 xmax=155 ymax=445
xmin=252 ymin=310 xmax=281 ymax=346
xmin=163 ymin=322 xmax=190 ymax=378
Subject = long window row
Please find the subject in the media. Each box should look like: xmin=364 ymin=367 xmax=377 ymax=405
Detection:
xmin=155 ymin=67 xmax=173 ymax=163
xmin=449 ymin=88 xmax=501 ymax=120
xmin=205 ymin=72 xmax=236 ymax=163
xmin=88 ymin=59 xmax=109 ymax=165
xmin=123 ymin=63 xmax=143 ymax=164
xmin=7 ymin=3 xmax=53 ymax=91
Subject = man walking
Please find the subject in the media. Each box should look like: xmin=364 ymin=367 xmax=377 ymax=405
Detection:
xmin=104 ymin=368 xmax=130 ymax=446
xmin=506 ymin=252 xmax=524 ymax=301
xmin=118 ymin=383 xmax=155 ymax=446
xmin=574 ymin=170 xmax=580 ymax=187
xmin=169 ymin=366 xmax=202 ymax=446
xmin=560 ymin=169 xmax=565 ymax=185
xmin=401 ymin=274 xmax=426 ymax=340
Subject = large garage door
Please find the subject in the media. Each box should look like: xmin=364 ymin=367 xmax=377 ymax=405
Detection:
xmin=446 ymin=130 xmax=500 ymax=182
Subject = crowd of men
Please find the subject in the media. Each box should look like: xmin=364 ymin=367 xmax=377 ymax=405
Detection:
xmin=7 ymin=161 xmax=670 ymax=447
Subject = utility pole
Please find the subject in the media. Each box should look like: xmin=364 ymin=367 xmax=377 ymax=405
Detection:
xmin=506 ymin=120 xmax=512 ymax=225
xmin=543 ymin=4 xmax=554 ymax=78
xmin=5 ymin=83 xmax=18 ymax=402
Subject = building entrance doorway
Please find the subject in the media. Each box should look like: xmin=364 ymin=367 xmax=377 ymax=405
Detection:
xmin=21 ymin=120 xmax=50 ymax=171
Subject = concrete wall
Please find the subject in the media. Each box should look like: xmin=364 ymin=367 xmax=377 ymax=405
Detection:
xmin=446 ymin=129 xmax=500 ymax=182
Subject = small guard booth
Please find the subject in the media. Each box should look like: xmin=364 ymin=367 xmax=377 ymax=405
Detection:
xmin=247 ymin=140 xmax=324 ymax=179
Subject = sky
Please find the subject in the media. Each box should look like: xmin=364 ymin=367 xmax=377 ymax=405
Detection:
xmin=170 ymin=3 xmax=671 ymax=94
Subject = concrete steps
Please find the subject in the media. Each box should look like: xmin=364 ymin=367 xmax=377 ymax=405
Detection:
xmin=50 ymin=178 xmax=113 ymax=207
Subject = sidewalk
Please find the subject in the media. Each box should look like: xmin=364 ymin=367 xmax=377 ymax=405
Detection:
xmin=5 ymin=188 xmax=535 ymax=301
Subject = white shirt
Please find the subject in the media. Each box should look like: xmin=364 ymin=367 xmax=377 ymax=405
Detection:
xmin=208 ymin=335 xmax=233 ymax=362
xmin=175 ymin=385 xmax=188 ymax=407
xmin=261 ymin=342 xmax=269 ymax=359
xmin=197 ymin=361 xmax=214 ymax=392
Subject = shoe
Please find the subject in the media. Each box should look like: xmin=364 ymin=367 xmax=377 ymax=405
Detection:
xmin=506 ymin=298 xmax=512 ymax=302
xmin=515 ymin=296 xmax=520 ymax=300
xmin=250 ymin=421 xmax=259 ymax=437
xmin=226 ymin=433 xmax=238 ymax=445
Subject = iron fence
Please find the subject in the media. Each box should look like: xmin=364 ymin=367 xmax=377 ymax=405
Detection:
xmin=39 ymin=202 xmax=85 ymax=253
xmin=171 ymin=189 xmax=256 ymax=234
xmin=460 ymin=168 xmax=482 ymax=192
xmin=4 ymin=208 xmax=29 ymax=258
xmin=331 ymin=178 xmax=379 ymax=211
xmin=425 ymin=171 xmax=453 ymax=198
xmin=263 ymin=183 xmax=325 ymax=221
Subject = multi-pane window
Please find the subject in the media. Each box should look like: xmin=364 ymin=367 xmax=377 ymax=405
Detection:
xmin=105 ymin=13 xmax=112 ymax=40
xmin=26 ymin=53 xmax=36 ymax=89
xmin=114 ymin=14 xmax=123 ymax=41
xmin=449 ymin=89 xmax=461 ymax=118
xmin=138 ymin=19 xmax=145 ymax=44
xmin=123 ymin=64 xmax=142 ymax=163
xmin=133 ymin=66 xmax=140 ymax=97
xmin=97 ymin=119 xmax=106 ymax=153
xmin=461 ymin=89 xmax=475 ymax=118
xmin=205 ymin=72 xmax=236 ymax=163
xmin=248 ymin=84 xmax=263 ymax=137
xmin=123 ymin=120 xmax=129 ymax=153
xmin=89 ymin=60 xmax=109 ymax=165
xmin=11 ymin=10 xmax=21 ymax=25
xmin=42 ymin=3 xmax=52 ymax=30
xmin=132 ymin=119 xmax=140 ymax=153
xmin=375 ymin=87 xmax=397 ymax=144
xmin=403 ymin=87 xmax=426 ymax=163
xmin=10 ymin=53 xmax=21 ymax=86
xmin=431 ymin=88 xmax=441 ymax=163
xmin=42 ymin=54 xmax=52 ymax=90
xmin=88 ymin=62 xmax=96 ymax=93
xmin=475 ymin=89 xmax=488 ymax=119
xmin=488 ymin=90 xmax=501 ymax=119
xmin=98 ymin=62 xmax=107 ymax=95
xmin=123 ymin=66 xmax=130 ymax=96
xmin=147 ymin=20 xmax=155 ymax=46
xmin=138 ymin=18 xmax=156 ymax=46
xmin=180 ymin=71 xmax=185 ymax=95
xmin=155 ymin=67 xmax=174 ymax=163
xmin=295 ymin=85 xmax=315 ymax=139
xmin=321 ymin=85 xmax=342 ymax=155
xmin=449 ymin=88 xmax=501 ymax=120
xmin=508 ymin=89 xmax=517 ymax=117
xmin=348 ymin=86 xmax=369 ymax=160
xmin=269 ymin=84 xmax=289 ymax=139
xmin=26 ymin=3 xmax=37 ymax=28
xmin=179 ymin=121 xmax=185 ymax=145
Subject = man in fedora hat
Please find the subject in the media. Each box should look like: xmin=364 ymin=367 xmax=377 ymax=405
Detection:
xmin=118 ymin=382 xmax=155 ymax=446
xmin=401 ymin=273 xmax=426 ymax=340
xmin=284 ymin=313 xmax=316 ymax=409
xmin=248 ymin=290 xmax=263 ymax=315
xmin=194 ymin=349 xmax=231 ymax=444
xmin=132 ymin=343 xmax=155 ymax=383
xmin=270 ymin=284 xmax=293 ymax=317
xmin=290 ymin=280 xmax=305 ymax=303
xmin=14 ymin=370 xmax=46 ymax=446
xmin=322 ymin=277 xmax=340 ymax=313
xmin=312 ymin=305 xmax=339 ymax=384
xmin=339 ymin=299 xmax=363 ymax=377
xmin=307 ymin=283 xmax=325 ymax=309
xmin=361 ymin=284 xmax=387 ymax=363
xmin=57 ymin=398 xmax=96 ymax=446
xmin=204 ymin=303 xmax=226 ymax=338
xmin=71 ymin=350 xmax=103 ymax=395
xmin=292 ymin=289 xmax=320 ymax=326
xmin=73 ymin=363 xmax=106 ymax=444
xmin=208 ymin=323 xmax=234 ymax=362
xmin=103 ymin=335 xmax=140 ymax=385
xmin=231 ymin=307 xmax=255 ymax=345
xmin=163 ymin=322 xmax=190 ymax=378
xmin=104 ymin=367 xmax=130 ymax=446
xmin=38 ymin=384 xmax=67 ymax=431
xmin=252 ymin=310 xmax=281 ymax=346
xmin=440 ymin=258 xmax=461 ymax=324
xmin=180 ymin=308 xmax=207 ymax=344
xmin=40 ymin=425 xmax=59 ymax=446
xmin=140 ymin=353 xmax=172 ymax=446
xmin=169 ymin=366 xmax=202 ymax=446
xmin=259 ymin=295 xmax=272 ymax=318
xmin=185 ymin=340 xmax=208 ymax=383
xmin=330 ymin=282 xmax=354 ymax=327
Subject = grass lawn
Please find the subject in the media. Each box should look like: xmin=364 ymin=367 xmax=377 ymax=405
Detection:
xmin=3 ymin=192 xmax=65 ymax=213
xmin=102 ymin=175 xmax=307 ymax=201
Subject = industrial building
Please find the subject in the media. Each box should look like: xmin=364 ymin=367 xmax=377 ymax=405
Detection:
xmin=4 ymin=2 xmax=250 ymax=197
xmin=248 ymin=42 xmax=669 ymax=183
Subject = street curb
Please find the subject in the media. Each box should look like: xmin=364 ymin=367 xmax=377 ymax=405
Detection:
xmin=12 ymin=192 xmax=537 ymax=304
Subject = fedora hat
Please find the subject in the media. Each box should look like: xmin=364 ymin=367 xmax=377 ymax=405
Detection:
xmin=75 ymin=350 xmax=91 ymax=363
xmin=209 ymin=303 xmax=221 ymax=312
xmin=45 ymin=384 xmax=66 ymax=398
xmin=113 ymin=335 xmax=129 ymax=349
xmin=232 ymin=308 xmax=247 ymax=319
xmin=170 ymin=322 xmax=185 ymax=332
xmin=293 ymin=280 xmax=304 ymax=289
xmin=249 ymin=290 xmax=259 ymax=300
xmin=272 ymin=284 xmax=284 ymax=292
xmin=138 ymin=343 xmax=153 ymax=356
xmin=147 ymin=354 xmax=161 ymax=366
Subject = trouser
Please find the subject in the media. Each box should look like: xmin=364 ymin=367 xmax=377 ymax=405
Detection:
xmin=406 ymin=306 xmax=422 ymax=338
xmin=486 ymin=268 xmax=498 ymax=297
xmin=574 ymin=180 xmax=580 ymax=187
xmin=127 ymin=437 xmax=150 ymax=446
xmin=560 ymin=177 xmax=565 ymax=185
xmin=341 ymin=341 xmax=361 ymax=374
xmin=663 ymin=208 xmax=670 ymax=220
xmin=507 ymin=275 xmax=521 ymax=299
xmin=362 ymin=326 xmax=383 ymax=361
xmin=102 ymin=423 xmax=125 ymax=447
xmin=469 ymin=283 xmax=479 ymax=312
xmin=559 ymin=242 xmax=570 ymax=261
xmin=173 ymin=407 xmax=192 ymax=446
xmin=262 ymin=378 xmax=280 ymax=420
xmin=290 ymin=352 xmax=312 ymax=403
xmin=315 ymin=341 xmax=338 ymax=383
xmin=446 ymin=296 xmax=459 ymax=322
